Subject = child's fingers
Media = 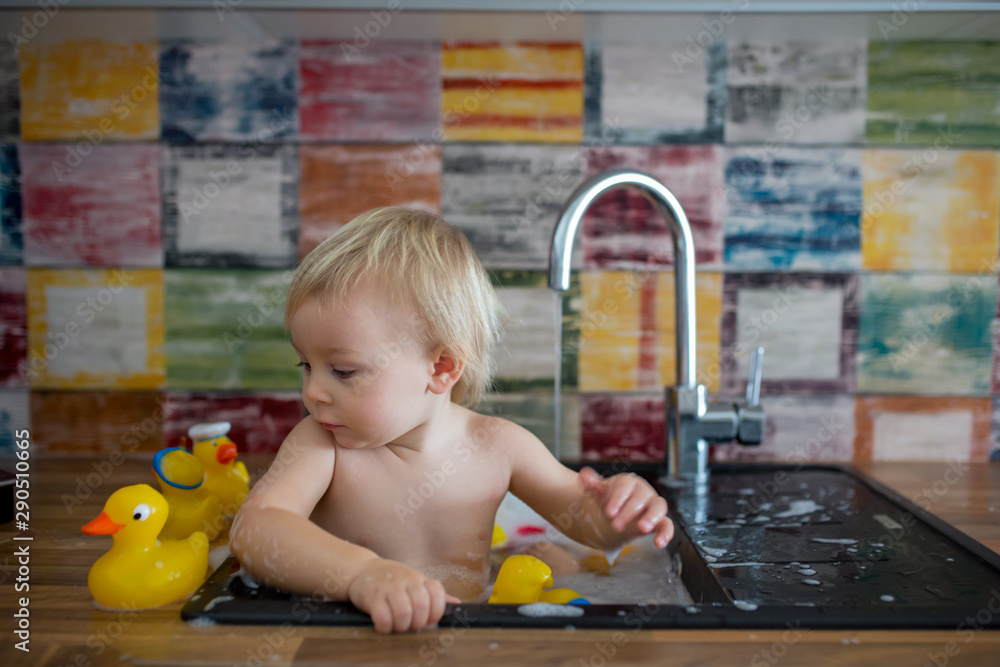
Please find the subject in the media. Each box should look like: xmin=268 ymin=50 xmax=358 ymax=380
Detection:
xmin=369 ymin=596 xmax=393 ymax=634
xmin=611 ymin=492 xmax=650 ymax=531
xmin=654 ymin=516 xmax=675 ymax=548
xmin=445 ymin=594 xmax=462 ymax=604
xmin=407 ymin=583 xmax=432 ymax=632
xmin=387 ymin=589 xmax=414 ymax=633
xmin=603 ymin=474 xmax=642 ymax=519
xmin=426 ymin=580 xmax=451 ymax=627
xmin=635 ymin=497 xmax=669 ymax=533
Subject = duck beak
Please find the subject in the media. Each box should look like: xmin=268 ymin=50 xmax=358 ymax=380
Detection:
xmin=82 ymin=511 xmax=125 ymax=536
xmin=217 ymin=441 xmax=237 ymax=464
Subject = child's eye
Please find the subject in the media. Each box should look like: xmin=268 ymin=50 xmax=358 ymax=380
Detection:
xmin=296 ymin=361 xmax=311 ymax=372
xmin=333 ymin=369 xmax=355 ymax=379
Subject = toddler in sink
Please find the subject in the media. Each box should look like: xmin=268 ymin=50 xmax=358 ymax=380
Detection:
xmin=230 ymin=207 xmax=673 ymax=633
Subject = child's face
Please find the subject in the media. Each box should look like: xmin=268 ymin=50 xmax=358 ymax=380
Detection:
xmin=289 ymin=288 xmax=435 ymax=450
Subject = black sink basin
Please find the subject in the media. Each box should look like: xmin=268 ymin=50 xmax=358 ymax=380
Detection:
xmin=183 ymin=463 xmax=1000 ymax=630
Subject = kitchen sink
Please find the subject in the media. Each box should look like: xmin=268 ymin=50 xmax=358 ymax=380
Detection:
xmin=182 ymin=463 xmax=1000 ymax=630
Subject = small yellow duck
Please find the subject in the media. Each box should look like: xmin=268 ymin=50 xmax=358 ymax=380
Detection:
xmin=189 ymin=422 xmax=249 ymax=515
xmin=152 ymin=446 xmax=225 ymax=541
xmin=81 ymin=484 xmax=209 ymax=609
xmin=489 ymin=555 xmax=553 ymax=604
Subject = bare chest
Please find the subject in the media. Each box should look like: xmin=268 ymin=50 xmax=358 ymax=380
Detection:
xmin=310 ymin=445 xmax=509 ymax=569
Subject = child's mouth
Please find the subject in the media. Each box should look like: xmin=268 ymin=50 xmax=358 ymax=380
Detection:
xmin=319 ymin=422 xmax=342 ymax=430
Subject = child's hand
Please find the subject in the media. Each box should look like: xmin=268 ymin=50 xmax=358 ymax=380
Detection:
xmin=347 ymin=558 xmax=461 ymax=633
xmin=579 ymin=467 xmax=674 ymax=548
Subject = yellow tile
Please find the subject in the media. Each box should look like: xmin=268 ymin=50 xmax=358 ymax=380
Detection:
xmin=577 ymin=271 xmax=722 ymax=393
xmin=442 ymin=44 xmax=583 ymax=79
xmin=27 ymin=268 xmax=164 ymax=389
xmin=20 ymin=40 xmax=159 ymax=141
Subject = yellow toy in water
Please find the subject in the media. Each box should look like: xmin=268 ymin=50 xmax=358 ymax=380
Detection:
xmin=489 ymin=555 xmax=553 ymax=604
xmin=152 ymin=446 xmax=225 ymax=541
xmin=491 ymin=524 xmax=507 ymax=548
xmin=488 ymin=554 xmax=591 ymax=605
xmin=81 ymin=484 xmax=209 ymax=609
xmin=189 ymin=422 xmax=249 ymax=515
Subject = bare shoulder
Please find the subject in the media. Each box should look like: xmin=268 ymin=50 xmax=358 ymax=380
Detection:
xmin=462 ymin=408 xmax=540 ymax=451
xmin=245 ymin=416 xmax=336 ymax=516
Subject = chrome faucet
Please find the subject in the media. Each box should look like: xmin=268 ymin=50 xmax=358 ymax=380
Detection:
xmin=548 ymin=168 xmax=766 ymax=486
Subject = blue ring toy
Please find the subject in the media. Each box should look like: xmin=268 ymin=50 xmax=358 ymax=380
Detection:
xmin=152 ymin=447 xmax=204 ymax=490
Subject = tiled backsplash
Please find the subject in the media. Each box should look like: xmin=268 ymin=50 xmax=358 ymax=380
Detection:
xmin=1 ymin=35 xmax=999 ymax=464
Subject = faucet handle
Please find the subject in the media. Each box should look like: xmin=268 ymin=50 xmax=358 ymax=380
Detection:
xmin=738 ymin=347 xmax=765 ymax=445
xmin=744 ymin=347 xmax=764 ymax=407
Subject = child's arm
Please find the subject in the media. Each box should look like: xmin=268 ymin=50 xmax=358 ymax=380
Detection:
xmin=230 ymin=419 xmax=457 ymax=632
xmin=504 ymin=419 xmax=673 ymax=550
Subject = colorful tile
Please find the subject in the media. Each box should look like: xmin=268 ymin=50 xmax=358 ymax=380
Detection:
xmin=855 ymin=396 xmax=992 ymax=462
xmin=858 ymin=274 xmax=996 ymax=396
xmin=719 ymin=273 xmax=859 ymax=395
xmin=491 ymin=271 xmax=558 ymax=391
xmin=0 ymin=47 xmax=19 ymax=140
xmin=577 ymin=270 xmax=722 ymax=393
xmin=300 ymin=40 xmax=440 ymax=141
xmin=586 ymin=41 xmax=725 ymax=144
xmin=441 ymin=144 xmax=584 ymax=270
xmin=163 ymin=391 xmax=303 ymax=455
xmin=861 ymin=149 xmax=1000 ymax=273
xmin=711 ymin=394 xmax=855 ymax=464
xmin=724 ymin=147 xmax=862 ymax=271
xmin=19 ymin=40 xmax=159 ymax=141
xmin=726 ymin=41 xmax=866 ymax=144
xmin=441 ymin=42 xmax=583 ymax=143
xmin=583 ymin=146 xmax=724 ymax=269
xmin=299 ymin=144 xmax=440 ymax=258
xmin=0 ymin=389 xmax=29 ymax=456
xmin=26 ymin=269 xmax=164 ymax=389
xmin=579 ymin=392 xmax=664 ymax=463
xmin=0 ymin=144 xmax=21 ymax=265
xmin=164 ymin=269 xmax=299 ymax=390
xmin=867 ymin=41 xmax=1000 ymax=146
xmin=0 ymin=268 xmax=26 ymax=387
xmin=162 ymin=144 xmax=298 ymax=268
xmin=479 ymin=391 xmax=579 ymax=460
xmin=160 ymin=40 xmax=297 ymax=142
xmin=29 ymin=390 xmax=165 ymax=454
xmin=21 ymin=144 xmax=162 ymax=267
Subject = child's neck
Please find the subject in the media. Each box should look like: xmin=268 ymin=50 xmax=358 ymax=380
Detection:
xmin=384 ymin=396 xmax=465 ymax=458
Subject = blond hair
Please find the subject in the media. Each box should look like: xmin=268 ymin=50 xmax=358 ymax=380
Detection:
xmin=286 ymin=207 xmax=507 ymax=407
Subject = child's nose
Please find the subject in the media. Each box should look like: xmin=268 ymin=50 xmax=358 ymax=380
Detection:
xmin=303 ymin=375 xmax=330 ymax=404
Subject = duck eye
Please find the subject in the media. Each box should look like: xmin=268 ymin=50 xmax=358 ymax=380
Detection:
xmin=212 ymin=439 xmax=218 ymax=447
xmin=132 ymin=503 xmax=152 ymax=521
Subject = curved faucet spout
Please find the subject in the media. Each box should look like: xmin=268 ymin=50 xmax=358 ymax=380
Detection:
xmin=547 ymin=168 xmax=698 ymax=389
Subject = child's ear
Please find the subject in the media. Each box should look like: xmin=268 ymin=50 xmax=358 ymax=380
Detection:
xmin=428 ymin=347 xmax=464 ymax=395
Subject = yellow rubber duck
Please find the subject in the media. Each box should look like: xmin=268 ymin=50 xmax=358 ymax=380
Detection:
xmin=81 ymin=484 xmax=209 ymax=609
xmin=489 ymin=555 xmax=553 ymax=604
xmin=189 ymin=422 xmax=249 ymax=515
xmin=491 ymin=524 xmax=507 ymax=548
xmin=538 ymin=587 xmax=590 ymax=605
xmin=152 ymin=446 xmax=225 ymax=541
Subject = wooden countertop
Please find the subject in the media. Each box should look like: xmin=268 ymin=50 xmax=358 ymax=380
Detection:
xmin=3 ymin=455 xmax=999 ymax=666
